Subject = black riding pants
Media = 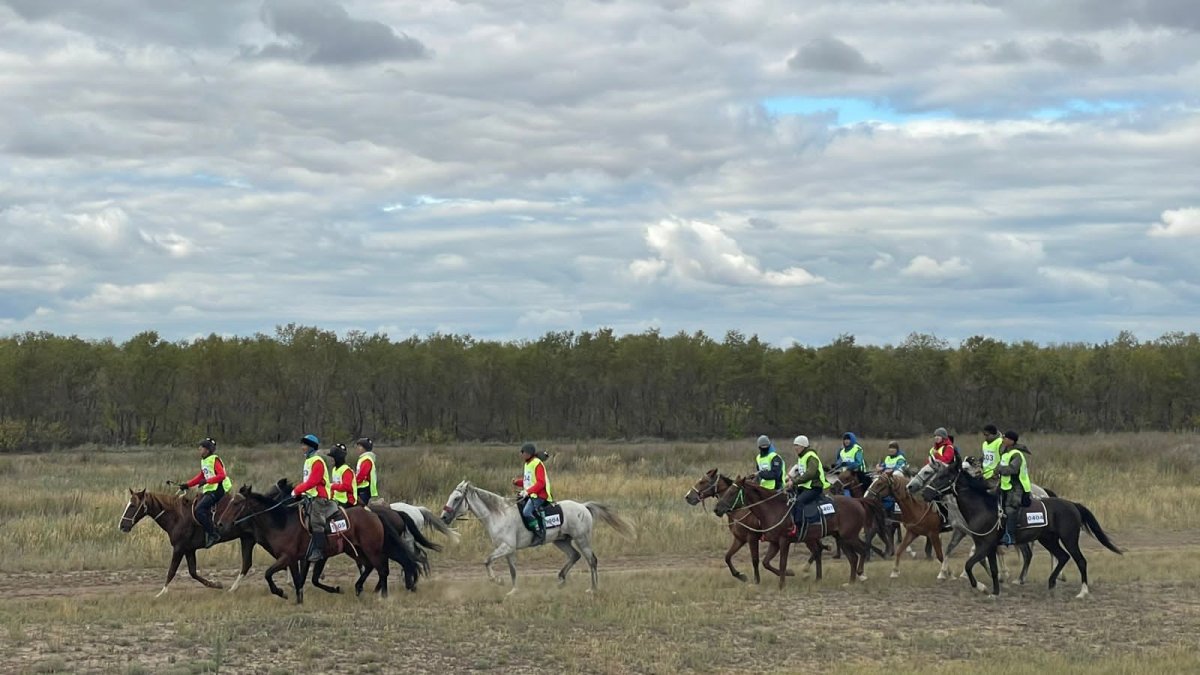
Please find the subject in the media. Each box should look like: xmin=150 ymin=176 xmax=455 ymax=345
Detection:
xmin=196 ymin=486 xmax=225 ymax=536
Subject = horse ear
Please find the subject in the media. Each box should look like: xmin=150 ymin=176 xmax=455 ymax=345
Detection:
xmin=128 ymin=488 xmax=134 ymax=496
xmin=708 ymin=467 xmax=718 ymax=476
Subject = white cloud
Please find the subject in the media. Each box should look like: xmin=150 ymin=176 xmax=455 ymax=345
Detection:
xmin=987 ymin=233 xmax=1045 ymax=261
xmin=632 ymin=218 xmax=822 ymax=287
xmin=870 ymin=253 xmax=893 ymax=270
xmin=900 ymin=255 xmax=969 ymax=280
xmin=1147 ymin=208 xmax=1200 ymax=238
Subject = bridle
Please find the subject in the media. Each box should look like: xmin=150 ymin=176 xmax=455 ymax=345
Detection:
xmin=867 ymin=473 xmax=933 ymax=524
xmin=121 ymin=494 xmax=167 ymax=528
xmin=714 ymin=484 xmax=793 ymax=534
xmin=685 ymin=473 xmax=724 ymax=508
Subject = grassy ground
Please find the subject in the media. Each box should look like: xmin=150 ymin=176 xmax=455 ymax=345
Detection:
xmin=0 ymin=434 xmax=1197 ymax=673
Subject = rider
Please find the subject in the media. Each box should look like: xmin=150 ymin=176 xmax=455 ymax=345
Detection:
xmin=786 ymin=435 xmax=831 ymax=538
xmin=180 ymin=437 xmax=231 ymax=548
xmin=877 ymin=440 xmax=907 ymax=475
xmin=997 ymin=430 xmax=1032 ymax=546
xmin=980 ymin=424 xmax=1004 ymax=490
xmin=328 ymin=443 xmax=357 ymax=507
xmin=754 ymin=435 xmax=785 ymax=491
xmin=512 ymin=442 xmax=552 ymax=546
xmin=290 ymin=434 xmax=336 ymax=561
xmin=354 ymin=437 xmax=378 ymax=506
xmin=834 ymin=432 xmax=869 ymax=493
xmin=928 ymin=427 xmax=958 ymax=466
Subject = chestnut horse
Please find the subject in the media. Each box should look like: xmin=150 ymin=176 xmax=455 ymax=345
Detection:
xmin=865 ymin=472 xmax=950 ymax=579
xmin=686 ymin=469 xmax=790 ymax=583
xmin=120 ymin=488 xmax=261 ymax=597
xmin=714 ymin=477 xmax=886 ymax=588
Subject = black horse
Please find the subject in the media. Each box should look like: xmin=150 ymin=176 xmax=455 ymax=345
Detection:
xmin=922 ymin=460 xmax=1121 ymax=597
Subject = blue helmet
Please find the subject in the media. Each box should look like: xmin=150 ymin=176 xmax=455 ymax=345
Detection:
xmin=301 ymin=434 xmax=320 ymax=450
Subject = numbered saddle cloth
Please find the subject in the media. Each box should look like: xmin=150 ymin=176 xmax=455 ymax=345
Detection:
xmin=1015 ymin=501 xmax=1049 ymax=529
xmin=541 ymin=502 xmax=565 ymax=529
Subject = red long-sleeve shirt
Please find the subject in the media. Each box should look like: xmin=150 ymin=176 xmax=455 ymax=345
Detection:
xmin=355 ymin=458 xmax=373 ymax=485
xmin=293 ymin=458 xmax=328 ymax=498
xmin=928 ymin=439 xmax=957 ymax=465
xmin=186 ymin=457 xmax=226 ymax=488
xmin=513 ymin=462 xmax=549 ymax=500
xmin=331 ymin=466 xmax=357 ymax=505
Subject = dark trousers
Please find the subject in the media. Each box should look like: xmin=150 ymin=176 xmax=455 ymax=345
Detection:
xmin=356 ymin=489 xmax=372 ymax=506
xmin=196 ymin=486 xmax=225 ymax=537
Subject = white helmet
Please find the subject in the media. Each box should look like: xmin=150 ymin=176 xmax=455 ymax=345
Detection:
xmin=792 ymin=435 xmax=810 ymax=448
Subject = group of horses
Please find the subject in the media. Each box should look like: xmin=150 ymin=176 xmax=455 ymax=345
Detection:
xmin=120 ymin=479 xmax=636 ymax=602
xmin=685 ymin=456 xmax=1122 ymax=597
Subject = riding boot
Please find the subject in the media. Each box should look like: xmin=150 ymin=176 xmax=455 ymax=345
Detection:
xmin=307 ymin=531 xmax=327 ymax=562
xmin=204 ymin=529 xmax=219 ymax=549
xmin=531 ymin=513 xmax=546 ymax=547
xmin=1001 ymin=511 xmax=1017 ymax=546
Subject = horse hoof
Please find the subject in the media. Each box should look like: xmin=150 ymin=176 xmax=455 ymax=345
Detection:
xmin=976 ymin=582 xmax=988 ymax=593
xmin=890 ymin=571 xmax=900 ymax=579
xmin=1075 ymin=584 xmax=1090 ymax=599
xmin=505 ymin=588 xmax=518 ymax=597
xmin=333 ymin=586 xmax=342 ymax=594
xmin=959 ymin=571 xmax=969 ymax=579
xmin=986 ymin=594 xmax=998 ymax=601
xmin=155 ymin=586 xmax=169 ymax=598
xmin=857 ymin=575 xmax=868 ymax=582
xmin=937 ymin=572 xmax=947 ymax=581
xmin=585 ymin=588 xmax=594 ymax=594
xmin=733 ymin=573 xmax=747 ymax=582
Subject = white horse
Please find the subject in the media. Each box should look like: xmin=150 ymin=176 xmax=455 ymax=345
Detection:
xmin=440 ymin=481 xmax=635 ymax=595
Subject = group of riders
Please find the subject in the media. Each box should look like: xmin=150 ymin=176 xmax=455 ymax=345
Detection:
xmin=180 ymin=435 xmax=556 ymax=561
xmin=754 ymin=424 xmax=1034 ymax=545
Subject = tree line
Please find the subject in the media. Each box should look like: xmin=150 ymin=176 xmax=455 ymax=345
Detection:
xmin=1 ymin=325 xmax=1198 ymax=451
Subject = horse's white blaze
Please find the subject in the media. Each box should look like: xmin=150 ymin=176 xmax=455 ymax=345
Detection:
xmin=1076 ymin=583 xmax=1090 ymax=599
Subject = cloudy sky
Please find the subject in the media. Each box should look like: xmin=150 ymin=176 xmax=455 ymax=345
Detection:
xmin=2 ymin=0 xmax=1198 ymax=347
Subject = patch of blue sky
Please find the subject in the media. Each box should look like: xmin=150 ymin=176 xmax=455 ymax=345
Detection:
xmin=1030 ymin=98 xmax=1140 ymax=120
xmin=760 ymin=96 xmax=952 ymax=125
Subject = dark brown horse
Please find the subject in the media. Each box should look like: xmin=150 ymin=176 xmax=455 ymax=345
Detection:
xmin=686 ymin=469 xmax=792 ymax=583
xmin=715 ymin=477 xmax=886 ymax=588
xmin=922 ymin=460 xmax=1121 ymax=597
xmin=120 ymin=488 xmax=261 ymax=597
xmin=217 ymin=484 xmax=395 ymax=604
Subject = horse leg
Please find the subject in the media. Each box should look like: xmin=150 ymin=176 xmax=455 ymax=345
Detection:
xmin=944 ymin=527 xmax=966 ymax=558
xmin=962 ymin=541 xmax=990 ymax=594
xmin=483 ymin=544 xmax=513 ymax=584
xmin=812 ymin=538 xmax=823 ymax=581
xmin=986 ymin=550 xmax=1000 ymax=597
xmin=750 ymin=533 xmax=764 ymax=583
xmin=724 ymin=534 xmax=748 ymax=582
xmin=1063 ymin=535 xmax=1090 ymax=598
xmin=503 ymin=553 xmax=519 ymax=596
xmin=311 ymin=559 xmax=341 ymax=594
xmin=263 ymin=556 xmax=291 ymax=600
xmin=229 ymin=536 xmax=254 ymax=593
xmin=295 ymin=559 xmax=309 ymax=605
xmin=185 ymin=550 xmax=223 ymax=589
xmin=892 ymin=528 xmax=918 ymax=579
xmin=924 ymin=537 xmax=934 ymax=559
xmin=933 ymin=534 xmax=949 ymax=580
xmin=1016 ymin=543 xmax=1034 ymax=585
xmin=156 ymin=548 xmax=185 ymax=597
xmin=842 ymin=537 xmax=861 ymax=586
xmin=1038 ymin=535 xmax=1071 ymax=591
xmin=776 ymin=539 xmax=790 ymax=590
xmin=576 ymin=537 xmax=599 ymax=593
xmin=553 ymin=539 xmax=581 ymax=586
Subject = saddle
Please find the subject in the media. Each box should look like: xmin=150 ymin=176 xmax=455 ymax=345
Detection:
xmin=790 ymin=495 xmax=835 ymax=540
xmin=517 ymin=497 xmax=563 ymax=531
xmin=1012 ymin=500 xmax=1049 ymax=530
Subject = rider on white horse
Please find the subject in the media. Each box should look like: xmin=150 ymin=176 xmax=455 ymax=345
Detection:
xmin=513 ymin=443 xmax=552 ymax=546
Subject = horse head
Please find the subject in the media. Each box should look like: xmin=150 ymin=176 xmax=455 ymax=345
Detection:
xmin=923 ymin=460 xmax=959 ymax=501
xmin=441 ymin=480 xmax=471 ymax=525
xmin=865 ymin=472 xmax=895 ymax=501
xmin=215 ymin=485 xmax=254 ymax=533
xmin=713 ymin=475 xmax=747 ymax=517
xmin=685 ymin=468 xmax=723 ymax=506
xmin=119 ymin=488 xmax=151 ymax=532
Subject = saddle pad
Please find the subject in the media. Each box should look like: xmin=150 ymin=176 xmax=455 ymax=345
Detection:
xmin=1017 ymin=501 xmax=1049 ymax=529
xmin=542 ymin=502 xmax=564 ymax=529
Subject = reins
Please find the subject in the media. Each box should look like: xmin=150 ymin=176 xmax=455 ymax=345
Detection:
xmin=717 ymin=486 xmax=794 ymax=534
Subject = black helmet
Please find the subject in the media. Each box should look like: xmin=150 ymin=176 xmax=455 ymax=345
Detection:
xmin=199 ymin=438 xmax=217 ymax=453
xmin=520 ymin=442 xmax=537 ymax=457
xmin=356 ymin=437 xmax=374 ymax=452
xmin=328 ymin=443 xmax=348 ymax=464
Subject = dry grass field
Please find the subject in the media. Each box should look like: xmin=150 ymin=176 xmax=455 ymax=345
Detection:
xmin=0 ymin=433 xmax=1197 ymax=674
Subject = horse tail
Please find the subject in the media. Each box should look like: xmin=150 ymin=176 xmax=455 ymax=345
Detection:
xmin=374 ymin=507 xmax=424 ymax=582
xmin=584 ymin=502 xmax=637 ymax=540
xmin=396 ymin=510 xmax=441 ymax=553
xmin=1072 ymin=502 xmax=1123 ymax=554
xmin=415 ymin=505 xmax=461 ymax=543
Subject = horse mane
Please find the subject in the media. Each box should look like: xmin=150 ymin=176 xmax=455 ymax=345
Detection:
xmin=145 ymin=491 xmax=187 ymax=513
xmin=241 ymin=485 xmax=291 ymax=528
xmin=956 ymin=469 xmax=998 ymax=510
xmin=464 ymin=483 xmax=511 ymax=517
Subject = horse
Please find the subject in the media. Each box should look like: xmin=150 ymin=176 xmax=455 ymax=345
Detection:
xmin=439 ymin=480 xmax=636 ymax=595
xmin=865 ymin=472 xmax=951 ymax=579
xmin=686 ymin=469 xmax=795 ymax=583
xmin=713 ymin=477 xmax=886 ymax=588
xmin=922 ymin=460 xmax=1121 ymax=597
xmin=827 ymin=467 xmax=896 ymax=561
xmin=216 ymin=483 xmax=404 ymax=604
xmin=120 ymin=488 xmax=259 ymax=597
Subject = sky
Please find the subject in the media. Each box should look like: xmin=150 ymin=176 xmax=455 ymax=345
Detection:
xmin=2 ymin=0 xmax=1199 ymax=347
